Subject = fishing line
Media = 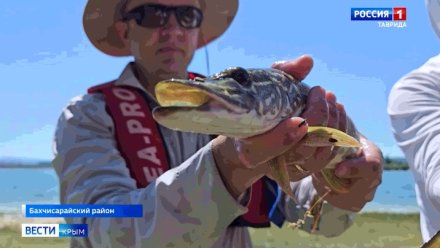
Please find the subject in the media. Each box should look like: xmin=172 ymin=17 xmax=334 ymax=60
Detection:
xmin=204 ymin=45 xmax=211 ymax=76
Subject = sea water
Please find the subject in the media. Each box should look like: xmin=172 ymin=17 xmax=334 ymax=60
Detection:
xmin=0 ymin=168 xmax=419 ymax=214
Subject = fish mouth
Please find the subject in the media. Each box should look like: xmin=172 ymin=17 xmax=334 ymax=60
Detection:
xmin=154 ymin=79 xmax=248 ymax=113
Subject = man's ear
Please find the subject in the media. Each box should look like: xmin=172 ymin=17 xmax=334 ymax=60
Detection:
xmin=114 ymin=21 xmax=129 ymax=43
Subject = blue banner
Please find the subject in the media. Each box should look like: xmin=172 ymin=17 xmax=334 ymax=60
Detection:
xmin=59 ymin=224 xmax=88 ymax=238
xmin=24 ymin=204 xmax=143 ymax=218
xmin=22 ymin=223 xmax=88 ymax=238
xmin=351 ymin=8 xmax=393 ymax=21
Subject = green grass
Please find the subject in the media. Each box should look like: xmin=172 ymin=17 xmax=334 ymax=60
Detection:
xmin=0 ymin=213 xmax=422 ymax=248
xmin=250 ymin=213 xmax=422 ymax=248
xmin=0 ymin=227 xmax=68 ymax=248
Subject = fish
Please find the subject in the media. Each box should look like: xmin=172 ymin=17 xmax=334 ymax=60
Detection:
xmin=152 ymin=67 xmax=361 ymax=227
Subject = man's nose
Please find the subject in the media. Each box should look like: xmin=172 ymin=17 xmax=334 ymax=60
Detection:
xmin=161 ymin=14 xmax=184 ymax=39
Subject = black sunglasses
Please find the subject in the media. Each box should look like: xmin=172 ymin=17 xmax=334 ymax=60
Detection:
xmin=123 ymin=4 xmax=203 ymax=29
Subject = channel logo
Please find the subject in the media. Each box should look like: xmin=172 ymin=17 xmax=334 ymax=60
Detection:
xmin=21 ymin=224 xmax=88 ymax=238
xmin=351 ymin=7 xmax=406 ymax=21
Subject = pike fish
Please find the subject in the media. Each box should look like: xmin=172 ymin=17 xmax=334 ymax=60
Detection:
xmin=152 ymin=67 xmax=361 ymax=204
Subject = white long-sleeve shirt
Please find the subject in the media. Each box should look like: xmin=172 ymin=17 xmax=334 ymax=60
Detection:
xmin=388 ymin=54 xmax=440 ymax=242
xmin=53 ymin=63 xmax=355 ymax=247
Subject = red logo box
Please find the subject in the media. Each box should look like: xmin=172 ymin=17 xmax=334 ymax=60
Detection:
xmin=393 ymin=7 xmax=406 ymax=21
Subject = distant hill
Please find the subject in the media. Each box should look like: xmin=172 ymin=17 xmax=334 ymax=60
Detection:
xmin=0 ymin=157 xmax=52 ymax=168
xmin=383 ymin=156 xmax=408 ymax=170
xmin=0 ymin=156 xmax=409 ymax=170
xmin=0 ymin=156 xmax=45 ymax=164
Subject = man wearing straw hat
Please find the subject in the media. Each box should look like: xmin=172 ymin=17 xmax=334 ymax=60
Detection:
xmin=53 ymin=0 xmax=383 ymax=247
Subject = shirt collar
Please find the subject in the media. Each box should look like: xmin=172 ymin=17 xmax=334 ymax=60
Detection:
xmin=114 ymin=62 xmax=145 ymax=90
xmin=114 ymin=62 xmax=157 ymax=100
xmin=113 ymin=62 xmax=201 ymax=101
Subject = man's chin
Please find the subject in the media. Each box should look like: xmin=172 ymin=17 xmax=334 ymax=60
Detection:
xmin=157 ymin=66 xmax=186 ymax=78
xmin=159 ymin=59 xmax=188 ymax=75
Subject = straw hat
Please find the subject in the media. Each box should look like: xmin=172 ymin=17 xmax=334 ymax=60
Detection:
xmin=83 ymin=0 xmax=238 ymax=56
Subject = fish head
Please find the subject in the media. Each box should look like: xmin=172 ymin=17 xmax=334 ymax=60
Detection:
xmin=153 ymin=67 xmax=308 ymax=138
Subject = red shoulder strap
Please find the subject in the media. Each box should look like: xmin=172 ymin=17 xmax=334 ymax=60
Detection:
xmin=89 ymin=82 xmax=170 ymax=188
xmin=240 ymin=179 xmax=270 ymax=225
xmin=188 ymin=72 xmax=205 ymax=80
xmin=87 ymin=81 xmax=114 ymax=94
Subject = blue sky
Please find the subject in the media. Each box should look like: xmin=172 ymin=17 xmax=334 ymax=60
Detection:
xmin=0 ymin=0 xmax=438 ymax=160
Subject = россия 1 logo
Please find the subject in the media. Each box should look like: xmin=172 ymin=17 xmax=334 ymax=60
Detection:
xmin=351 ymin=7 xmax=407 ymax=28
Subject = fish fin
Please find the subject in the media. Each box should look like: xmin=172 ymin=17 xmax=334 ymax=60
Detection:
xmin=303 ymin=126 xmax=361 ymax=148
xmin=267 ymin=156 xmax=297 ymax=203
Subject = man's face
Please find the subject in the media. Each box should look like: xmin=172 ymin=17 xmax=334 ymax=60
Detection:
xmin=126 ymin=0 xmax=201 ymax=77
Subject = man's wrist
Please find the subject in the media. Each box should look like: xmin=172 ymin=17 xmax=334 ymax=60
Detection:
xmin=212 ymin=136 xmax=267 ymax=199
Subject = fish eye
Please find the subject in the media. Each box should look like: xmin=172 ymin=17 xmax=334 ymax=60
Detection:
xmin=227 ymin=67 xmax=250 ymax=86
